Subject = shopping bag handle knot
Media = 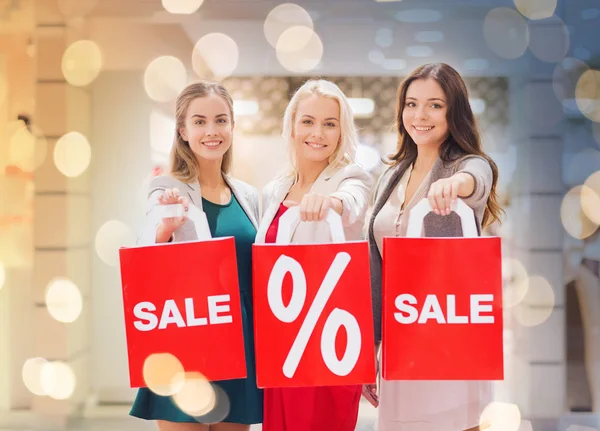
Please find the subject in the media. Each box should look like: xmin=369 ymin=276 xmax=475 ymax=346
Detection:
xmin=406 ymin=198 xmax=478 ymax=238
xmin=275 ymin=206 xmax=346 ymax=245
xmin=140 ymin=204 xmax=212 ymax=245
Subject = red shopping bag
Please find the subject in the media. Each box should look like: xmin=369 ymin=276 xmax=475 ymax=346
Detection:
xmin=119 ymin=204 xmax=247 ymax=388
xmin=382 ymin=199 xmax=503 ymax=380
xmin=253 ymin=208 xmax=376 ymax=388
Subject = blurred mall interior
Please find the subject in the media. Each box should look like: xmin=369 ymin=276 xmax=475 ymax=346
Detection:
xmin=1 ymin=0 xmax=600 ymax=430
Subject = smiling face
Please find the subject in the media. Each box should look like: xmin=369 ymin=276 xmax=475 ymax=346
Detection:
xmin=402 ymin=78 xmax=450 ymax=149
xmin=292 ymin=94 xmax=341 ymax=166
xmin=179 ymin=93 xmax=233 ymax=165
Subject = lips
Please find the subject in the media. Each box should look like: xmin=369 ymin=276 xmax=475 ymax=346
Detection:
xmin=413 ymin=126 xmax=434 ymax=132
xmin=202 ymin=140 xmax=222 ymax=148
xmin=305 ymin=141 xmax=327 ymax=149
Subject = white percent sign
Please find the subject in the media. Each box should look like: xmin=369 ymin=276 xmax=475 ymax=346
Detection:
xmin=267 ymin=252 xmax=362 ymax=378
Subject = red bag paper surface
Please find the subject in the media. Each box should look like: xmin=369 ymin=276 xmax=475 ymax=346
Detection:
xmin=119 ymin=237 xmax=247 ymax=388
xmin=253 ymin=241 xmax=376 ymax=388
xmin=382 ymin=236 xmax=503 ymax=380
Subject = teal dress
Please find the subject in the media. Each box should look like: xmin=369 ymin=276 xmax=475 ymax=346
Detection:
xmin=130 ymin=194 xmax=263 ymax=424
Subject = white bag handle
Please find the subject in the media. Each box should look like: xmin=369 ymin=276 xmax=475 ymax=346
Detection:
xmin=275 ymin=206 xmax=346 ymax=245
xmin=406 ymin=198 xmax=478 ymax=238
xmin=139 ymin=204 xmax=212 ymax=246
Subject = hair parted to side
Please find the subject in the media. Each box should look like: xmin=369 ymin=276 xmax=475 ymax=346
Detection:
xmin=169 ymin=81 xmax=235 ymax=183
xmin=391 ymin=63 xmax=502 ymax=227
xmin=282 ymin=79 xmax=358 ymax=173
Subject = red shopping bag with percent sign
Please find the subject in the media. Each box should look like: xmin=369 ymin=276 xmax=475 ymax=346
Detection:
xmin=382 ymin=198 xmax=503 ymax=380
xmin=119 ymin=204 xmax=247 ymax=388
xmin=253 ymin=207 xmax=376 ymax=388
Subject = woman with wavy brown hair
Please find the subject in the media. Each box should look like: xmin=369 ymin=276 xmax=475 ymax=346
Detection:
xmin=365 ymin=63 xmax=502 ymax=431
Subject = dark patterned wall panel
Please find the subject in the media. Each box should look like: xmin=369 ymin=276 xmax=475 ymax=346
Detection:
xmin=223 ymin=76 xmax=290 ymax=135
xmin=222 ymin=75 xmax=508 ymax=148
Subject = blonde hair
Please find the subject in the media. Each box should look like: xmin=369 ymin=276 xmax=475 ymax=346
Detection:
xmin=169 ymin=81 xmax=235 ymax=183
xmin=282 ymin=79 xmax=358 ymax=173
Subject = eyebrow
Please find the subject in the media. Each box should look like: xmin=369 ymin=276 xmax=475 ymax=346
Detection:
xmin=301 ymin=114 xmax=340 ymax=121
xmin=406 ymin=97 xmax=446 ymax=103
xmin=191 ymin=113 xmax=229 ymax=118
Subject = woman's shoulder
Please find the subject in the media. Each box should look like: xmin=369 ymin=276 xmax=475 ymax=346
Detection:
xmin=226 ymin=176 xmax=259 ymax=200
xmin=372 ymin=162 xmax=404 ymax=198
xmin=452 ymin=154 xmax=492 ymax=175
xmin=330 ymin=162 xmax=373 ymax=182
xmin=261 ymin=174 xmax=293 ymax=197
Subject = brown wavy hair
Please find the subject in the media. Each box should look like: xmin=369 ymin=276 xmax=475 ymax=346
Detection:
xmin=389 ymin=63 xmax=502 ymax=227
xmin=169 ymin=81 xmax=234 ymax=183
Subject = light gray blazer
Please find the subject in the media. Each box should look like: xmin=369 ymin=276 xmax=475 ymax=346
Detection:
xmin=146 ymin=174 xmax=260 ymax=242
xmin=368 ymin=154 xmax=493 ymax=342
xmin=255 ymin=163 xmax=374 ymax=244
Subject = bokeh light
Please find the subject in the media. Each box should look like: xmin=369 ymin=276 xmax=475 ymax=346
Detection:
xmin=276 ymin=26 xmax=323 ymax=73
xmin=375 ymin=28 xmax=393 ymax=48
xmin=45 ymin=277 xmax=83 ymax=323
xmin=0 ymin=261 xmax=5 ymax=291
xmin=193 ymin=384 xmax=231 ymax=423
xmin=356 ymin=144 xmax=380 ymax=171
xmin=552 ymin=57 xmax=589 ymax=102
xmin=192 ymin=33 xmax=239 ymax=79
xmin=8 ymin=123 xmax=47 ymax=172
xmin=514 ymin=0 xmax=557 ymax=20
xmin=162 ymin=0 xmax=204 ymax=14
xmin=95 ymin=220 xmax=136 ymax=267
xmin=54 ymin=132 xmax=92 ymax=178
xmin=62 ymin=40 xmax=103 ymax=87
xmin=514 ymin=276 xmax=556 ymax=327
xmin=565 ymin=148 xmax=600 ymax=186
xmin=143 ymin=353 xmax=185 ymax=396
xmin=368 ymin=50 xmax=385 ymax=65
xmin=40 ymin=361 xmax=76 ymax=400
xmin=150 ymin=109 xmax=175 ymax=155
xmin=575 ymin=47 xmax=592 ymax=61
xmin=561 ymin=185 xmax=599 ymax=239
xmin=172 ymin=372 xmax=216 ymax=417
xmin=144 ymin=56 xmax=187 ymax=103
xmin=480 ymin=402 xmax=521 ymax=431
xmin=483 ymin=8 xmax=530 ymax=59
xmin=528 ymin=17 xmax=569 ymax=63
xmin=22 ymin=357 xmax=48 ymax=396
xmin=576 ymin=69 xmax=600 ymax=123
xmin=582 ymin=172 xmax=600 ymax=224
xmin=263 ymin=3 xmax=314 ymax=49
xmin=502 ymin=258 xmax=529 ymax=307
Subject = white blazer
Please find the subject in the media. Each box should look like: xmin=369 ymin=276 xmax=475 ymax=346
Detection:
xmin=255 ymin=163 xmax=373 ymax=244
xmin=145 ymin=174 xmax=260 ymax=242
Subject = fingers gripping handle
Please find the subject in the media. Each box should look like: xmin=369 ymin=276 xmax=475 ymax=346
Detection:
xmin=406 ymin=198 xmax=478 ymax=238
xmin=275 ymin=206 xmax=346 ymax=245
xmin=140 ymin=204 xmax=212 ymax=246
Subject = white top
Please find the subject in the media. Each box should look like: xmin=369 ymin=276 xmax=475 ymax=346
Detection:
xmin=373 ymin=164 xmax=432 ymax=255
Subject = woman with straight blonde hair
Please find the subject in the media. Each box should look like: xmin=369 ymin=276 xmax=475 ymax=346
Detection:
xmin=130 ymin=81 xmax=263 ymax=431
xmin=255 ymin=79 xmax=374 ymax=431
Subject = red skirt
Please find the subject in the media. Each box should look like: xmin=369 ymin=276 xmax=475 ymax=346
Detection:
xmin=262 ymin=385 xmax=362 ymax=431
